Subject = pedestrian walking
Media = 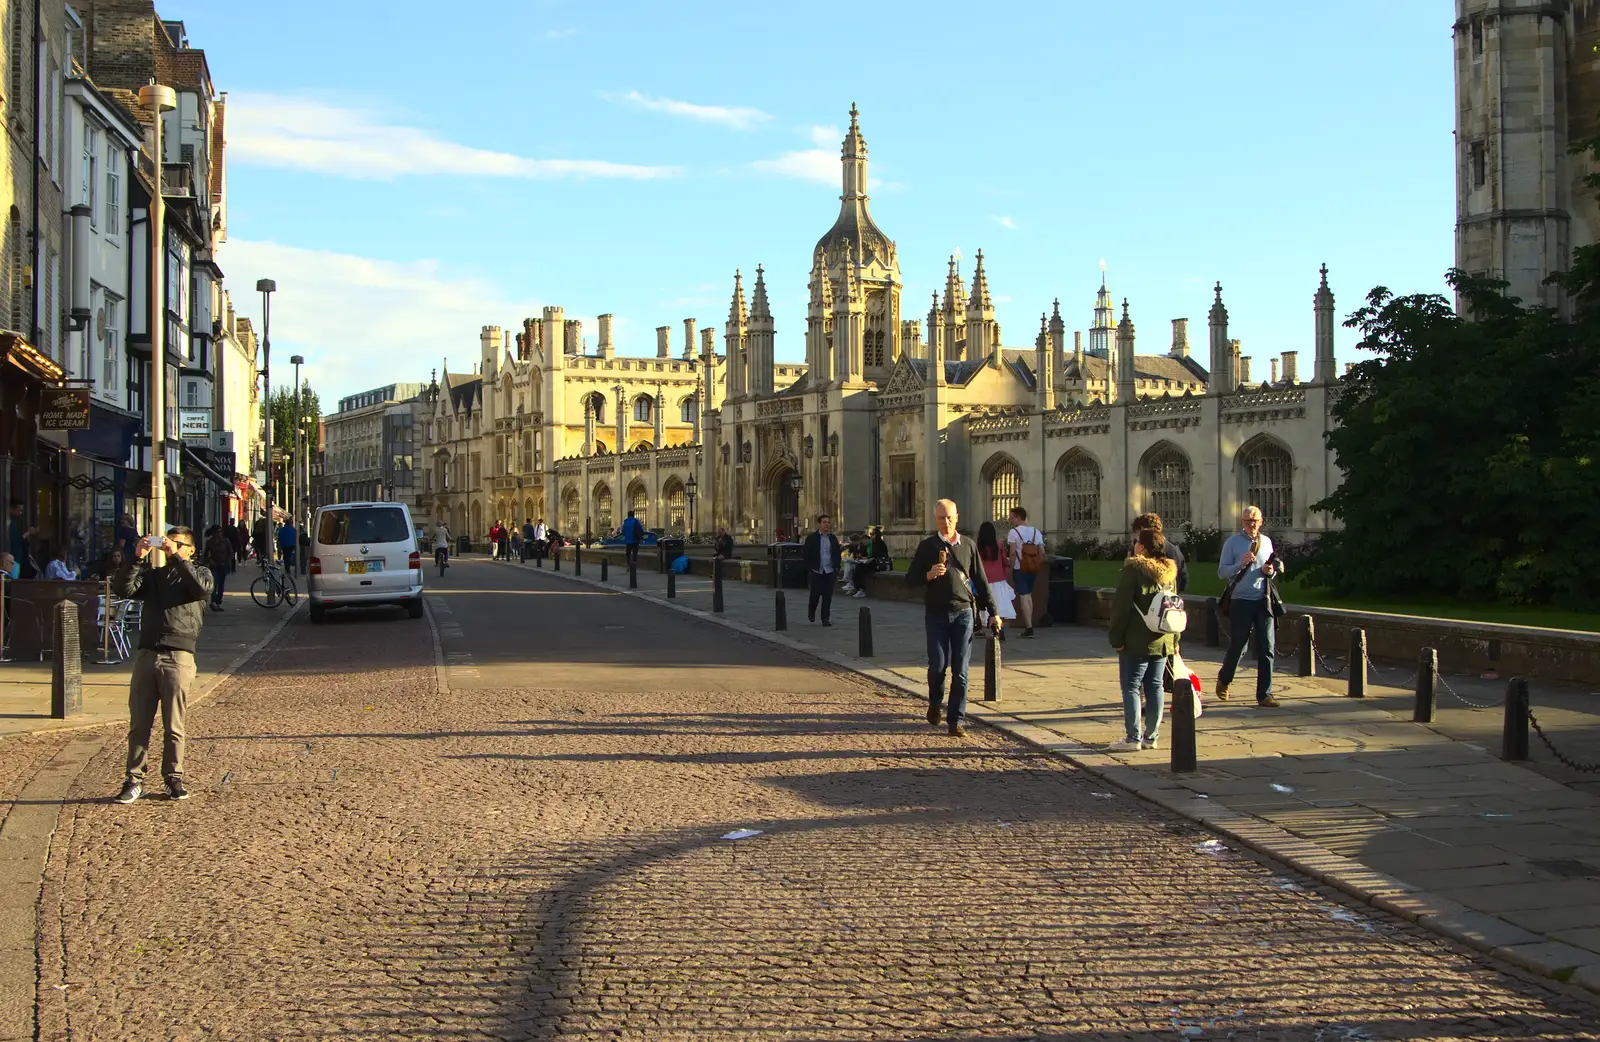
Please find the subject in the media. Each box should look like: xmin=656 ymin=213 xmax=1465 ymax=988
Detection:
xmin=113 ymin=528 xmax=214 ymax=804
xmin=621 ymin=510 xmax=645 ymax=566
xmin=533 ymin=518 xmax=548 ymax=562
xmin=906 ymin=499 xmax=1000 ymax=737
xmin=204 ymin=525 xmax=233 ymax=611
xmin=252 ymin=515 xmax=269 ymax=563
xmin=1215 ymin=505 xmax=1284 ymax=707
xmin=1005 ymin=507 xmax=1045 ymax=637
xmin=277 ymin=520 xmax=297 ymax=569
xmin=521 ymin=518 xmax=535 ymax=562
xmin=976 ymin=521 xmax=1016 ymax=641
xmin=1106 ymin=525 xmax=1181 ymax=751
xmin=498 ymin=521 xmax=511 ymax=562
xmin=801 ymin=513 xmax=842 ymax=626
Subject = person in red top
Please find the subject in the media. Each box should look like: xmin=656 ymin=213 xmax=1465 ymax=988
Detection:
xmin=976 ymin=522 xmax=1017 ymax=641
xmin=489 ymin=522 xmax=502 ymax=559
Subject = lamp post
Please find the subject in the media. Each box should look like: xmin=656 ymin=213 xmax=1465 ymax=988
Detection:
xmin=788 ymin=472 xmax=802 ymax=541
xmin=290 ymin=354 xmax=304 ymax=573
xmin=255 ymin=277 xmax=276 ymax=557
xmin=684 ymin=473 xmax=698 ymax=539
xmin=140 ymin=82 xmax=177 ymax=535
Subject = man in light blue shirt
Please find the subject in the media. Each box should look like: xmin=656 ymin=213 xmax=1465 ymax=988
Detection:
xmin=1216 ymin=505 xmax=1284 ymax=707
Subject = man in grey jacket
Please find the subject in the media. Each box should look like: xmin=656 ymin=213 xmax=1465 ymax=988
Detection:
xmin=114 ymin=527 xmax=214 ymax=803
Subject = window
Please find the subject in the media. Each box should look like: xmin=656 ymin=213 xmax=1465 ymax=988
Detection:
xmin=1057 ymin=453 xmax=1101 ymax=530
xmin=106 ymin=159 xmax=119 ymax=240
xmin=316 ymin=505 xmax=410 ymax=545
xmin=987 ymin=461 xmax=1020 ymax=523
xmin=1470 ymin=141 xmax=1486 ymax=189
xmin=101 ymin=295 xmax=120 ymax=395
xmin=1470 ymin=15 xmax=1484 ymax=58
xmin=185 ymin=380 xmax=198 ymax=408
xmin=82 ymin=122 xmax=98 ymax=226
xmin=680 ymin=396 xmax=695 ymax=423
xmin=629 ymin=483 xmax=647 ymax=518
xmin=586 ymin=395 xmax=606 ymax=426
xmin=891 ymin=456 xmax=917 ymax=522
xmin=1143 ymin=446 xmax=1192 ymax=526
xmin=667 ymin=484 xmax=685 ymax=530
xmin=633 ymin=397 xmax=652 ymax=423
xmin=1241 ymin=440 xmax=1294 ymax=530
xmin=595 ymin=485 xmax=613 ymax=532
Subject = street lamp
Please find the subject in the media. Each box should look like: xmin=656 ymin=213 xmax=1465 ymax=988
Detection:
xmin=684 ymin=473 xmax=698 ymax=538
xmin=290 ymin=354 xmax=305 ymax=573
xmin=256 ymin=277 xmax=276 ymax=558
xmin=140 ymin=81 xmax=177 ymax=535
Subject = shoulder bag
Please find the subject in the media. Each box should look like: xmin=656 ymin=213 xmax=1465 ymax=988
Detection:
xmin=1216 ymin=536 xmax=1260 ymax=620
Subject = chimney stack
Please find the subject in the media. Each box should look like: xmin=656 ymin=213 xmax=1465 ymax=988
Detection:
xmin=1170 ymin=318 xmax=1189 ymax=358
xmin=655 ymin=325 xmax=671 ymax=358
xmin=683 ymin=318 xmax=697 ymax=361
xmin=1270 ymin=358 xmax=1279 ymax=384
xmin=563 ymin=318 xmax=581 ymax=356
xmin=597 ymin=314 xmax=614 ymax=359
xmin=1239 ymin=355 xmax=1252 ymax=385
xmin=1282 ymin=350 xmax=1298 ymax=384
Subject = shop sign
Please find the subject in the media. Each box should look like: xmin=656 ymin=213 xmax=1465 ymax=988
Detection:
xmin=179 ymin=410 xmax=211 ymax=438
xmin=40 ymin=387 xmax=90 ymax=430
xmin=211 ymin=450 xmax=237 ymax=476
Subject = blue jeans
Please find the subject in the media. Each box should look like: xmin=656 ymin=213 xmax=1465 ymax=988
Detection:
xmin=925 ymin=609 xmax=975 ymax=725
xmin=1218 ymin=596 xmax=1276 ymax=701
xmin=210 ymin=565 xmax=228 ymax=606
xmin=1118 ymin=654 xmax=1166 ymax=742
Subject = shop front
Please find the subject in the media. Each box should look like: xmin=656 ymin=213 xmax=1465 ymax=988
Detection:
xmin=65 ymin=399 xmax=148 ymax=568
xmin=0 ymin=332 xmax=66 ymax=573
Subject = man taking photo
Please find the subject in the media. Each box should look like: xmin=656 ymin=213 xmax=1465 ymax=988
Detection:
xmin=113 ymin=527 xmax=214 ymax=804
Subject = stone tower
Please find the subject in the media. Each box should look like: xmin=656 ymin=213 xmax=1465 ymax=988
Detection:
xmin=1088 ymin=271 xmax=1114 ymax=359
xmin=1454 ymin=1 xmax=1600 ymax=313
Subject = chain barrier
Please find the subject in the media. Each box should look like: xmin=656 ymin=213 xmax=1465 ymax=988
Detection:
xmin=1527 ymin=708 xmax=1600 ymax=774
xmin=1436 ymin=673 xmax=1503 ymax=710
xmin=1363 ymin=650 xmax=1418 ymax=690
xmin=1315 ymin=651 xmax=1348 ymax=677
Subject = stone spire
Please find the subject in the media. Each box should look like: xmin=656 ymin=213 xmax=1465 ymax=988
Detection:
xmin=1115 ymin=299 xmax=1137 ymax=404
xmin=1208 ymin=281 xmax=1233 ymax=392
xmin=725 ymin=270 xmax=748 ymax=399
xmin=750 ymin=264 xmax=771 ymax=319
xmin=967 ymin=250 xmax=998 ymax=364
xmin=1314 ymin=263 xmax=1336 ymax=383
xmin=970 ymin=250 xmax=993 ymax=311
xmin=840 ymin=102 xmax=868 ymax=202
xmin=1036 ymin=313 xmax=1054 ymax=407
xmin=1089 ymin=267 xmax=1114 ymax=359
xmin=748 ymin=265 xmax=775 ymax=395
xmin=942 ymin=256 xmax=966 ymax=360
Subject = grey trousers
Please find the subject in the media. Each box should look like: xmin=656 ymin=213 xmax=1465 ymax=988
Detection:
xmin=126 ymin=648 xmax=196 ymax=782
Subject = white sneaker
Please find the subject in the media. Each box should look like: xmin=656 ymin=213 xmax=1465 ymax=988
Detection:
xmin=853 ymin=590 xmax=866 ymax=598
xmin=1107 ymin=739 xmax=1142 ymax=752
xmin=1142 ymin=737 xmax=1161 ymax=750
xmin=842 ymin=585 xmax=855 ymax=594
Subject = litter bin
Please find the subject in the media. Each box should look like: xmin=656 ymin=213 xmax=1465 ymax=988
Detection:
xmin=1043 ymin=556 xmax=1076 ymax=626
xmin=657 ymin=537 xmax=685 ymax=571
xmin=457 ymin=535 xmax=471 ymax=556
xmin=766 ymin=542 xmax=808 ymax=589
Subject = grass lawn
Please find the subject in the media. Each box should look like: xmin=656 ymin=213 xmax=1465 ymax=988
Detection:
xmin=1070 ymin=559 xmax=1600 ymax=633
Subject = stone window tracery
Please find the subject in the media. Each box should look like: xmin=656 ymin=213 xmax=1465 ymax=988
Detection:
xmin=1142 ymin=445 xmax=1192 ymax=526
xmin=1241 ymin=440 xmax=1293 ymax=530
xmin=1056 ymin=452 xmax=1101 ymax=530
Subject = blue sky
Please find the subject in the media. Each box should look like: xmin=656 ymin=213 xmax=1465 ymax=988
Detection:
xmin=170 ymin=0 xmax=1455 ymax=404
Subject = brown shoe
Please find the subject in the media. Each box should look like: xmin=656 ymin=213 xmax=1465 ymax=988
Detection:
xmin=1257 ymin=696 xmax=1281 ymax=708
xmin=1215 ymin=685 xmax=1230 ymax=701
xmin=927 ymin=706 xmax=942 ymax=727
xmin=948 ymin=724 xmax=967 ymax=737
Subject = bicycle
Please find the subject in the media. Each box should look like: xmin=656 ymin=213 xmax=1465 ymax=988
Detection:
xmin=435 ymin=544 xmax=449 ymax=576
xmin=250 ymin=560 xmax=299 ymax=609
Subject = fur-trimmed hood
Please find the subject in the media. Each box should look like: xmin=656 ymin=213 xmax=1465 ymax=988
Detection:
xmin=1123 ymin=554 xmax=1177 ymax=587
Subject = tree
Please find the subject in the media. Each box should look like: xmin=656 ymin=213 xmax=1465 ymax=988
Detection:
xmin=269 ymin=385 xmax=320 ymax=454
xmin=1308 ymin=125 xmax=1600 ymax=608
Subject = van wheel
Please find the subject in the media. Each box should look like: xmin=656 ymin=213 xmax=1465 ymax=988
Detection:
xmin=407 ymin=598 xmax=425 ymax=619
xmin=310 ymin=605 xmax=327 ymax=624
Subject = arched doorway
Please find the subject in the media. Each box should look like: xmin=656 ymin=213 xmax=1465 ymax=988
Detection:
xmin=767 ymin=461 xmax=799 ymax=542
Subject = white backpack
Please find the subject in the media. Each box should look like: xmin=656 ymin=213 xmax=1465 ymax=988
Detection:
xmin=1137 ymin=585 xmax=1188 ymax=635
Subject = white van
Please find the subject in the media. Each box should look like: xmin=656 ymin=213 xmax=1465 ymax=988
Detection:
xmin=307 ymin=501 xmax=424 ymax=623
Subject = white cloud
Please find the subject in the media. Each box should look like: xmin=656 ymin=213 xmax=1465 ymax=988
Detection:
xmin=608 ymin=90 xmax=771 ymax=130
xmin=993 ymin=215 xmax=1018 ymax=230
xmin=222 ymin=239 xmax=539 ymax=403
xmin=750 ymin=149 xmax=838 ymax=184
xmin=809 ymin=124 xmax=840 ymax=146
xmin=227 ymin=93 xmax=678 ymax=180
xmin=542 ymin=27 xmax=579 ymax=39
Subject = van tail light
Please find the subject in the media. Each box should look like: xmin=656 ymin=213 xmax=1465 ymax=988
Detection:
xmin=309 ymin=556 xmax=321 ymax=575
xmin=409 ymin=551 xmax=421 ymax=571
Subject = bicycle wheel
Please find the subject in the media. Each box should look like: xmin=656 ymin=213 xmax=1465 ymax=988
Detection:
xmin=282 ymin=572 xmax=299 ymax=605
xmin=250 ymin=574 xmax=282 ymax=608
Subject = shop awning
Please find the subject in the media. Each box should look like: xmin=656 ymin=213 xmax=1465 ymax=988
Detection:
xmin=68 ymin=400 xmax=141 ymax=463
xmin=181 ymin=445 xmax=232 ymax=490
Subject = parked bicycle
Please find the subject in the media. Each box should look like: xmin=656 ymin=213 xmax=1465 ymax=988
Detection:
xmin=250 ymin=560 xmax=299 ymax=608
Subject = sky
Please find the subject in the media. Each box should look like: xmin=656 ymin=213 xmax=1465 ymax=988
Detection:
xmin=167 ymin=0 xmax=1456 ymax=406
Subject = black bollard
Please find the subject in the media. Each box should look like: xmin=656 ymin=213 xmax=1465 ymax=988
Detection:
xmin=858 ymin=607 xmax=873 ymax=657
xmin=1413 ymin=648 xmax=1438 ymax=723
xmin=1204 ymin=598 xmax=1221 ymax=647
xmin=667 ymin=570 xmax=676 ymax=599
xmin=1170 ymin=677 xmax=1197 ymax=773
xmin=1298 ymin=615 xmax=1316 ymax=678
xmin=712 ymin=559 xmax=725 ymax=614
xmin=1501 ymin=677 xmax=1530 ymax=761
xmin=601 ymin=558 xmax=608 ymax=582
xmin=553 ymin=547 xmax=561 ymax=572
xmin=983 ymin=631 xmax=1000 ymax=701
xmin=629 ymin=558 xmax=637 ymax=589
xmin=770 ymin=546 xmax=781 ymax=589
xmin=575 ymin=545 xmax=583 ymax=576
xmin=775 ymin=590 xmax=787 ymax=631
xmin=1347 ymin=629 xmax=1367 ymax=699
xmin=537 ymin=551 xmax=544 ymax=568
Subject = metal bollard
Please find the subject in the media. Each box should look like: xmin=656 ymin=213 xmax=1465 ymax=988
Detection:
xmin=553 ymin=547 xmax=561 ymax=572
xmin=575 ymin=545 xmax=583 ymax=576
xmin=1170 ymin=677 xmax=1197 ymax=773
xmin=858 ymin=607 xmax=873 ymax=657
xmin=983 ymin=631 xmax=1000 ymax=701
xmin=775 ymin=590 xmax=787 ymax=631
xmin=667 ymin=570 xmax=676 ymax=599
xmin=601 ymin=558 xmax=608 ymax=582
xmin=1204 ymin=598 xmax=1221 ymax=647
xmin=712 ymin=559 xmax=725 ymax=614
xmin=770 ymin=547 xmax=781 ymax=589
xmin=1347 ymin=629 xmax=1367 ymax=698
xmin=1413 ymin=647 xmax=1438 ymax=723
xmin=537 ymin=549 xmax=544 ymax=568
xmin=628 ymin=559 xmax=637 ymax=589
xmin=51 ymin=601 xmax=82 ymax=719
xmin=1297 ymin=615 xmax=1316 ymax=677
xmin=1501 ymin=677 xmax=1530 ymax=761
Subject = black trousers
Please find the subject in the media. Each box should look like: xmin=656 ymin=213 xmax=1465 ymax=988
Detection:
xmin=808 ymin=569 xmax=835 ymax=621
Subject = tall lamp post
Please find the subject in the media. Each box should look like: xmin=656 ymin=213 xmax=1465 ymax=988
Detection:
xmin=684 ymin=474 xmax=697 ymax=539
xmin=139 ymin=82 xmax=177 ymax=535
xmin=256 ymin=278 xmax=276 ymax=557
xmin=290 ymin=354 xmax=305 ymax=573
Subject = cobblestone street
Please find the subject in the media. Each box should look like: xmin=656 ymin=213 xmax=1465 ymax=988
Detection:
xmin=13 ymin=560 xmax=1600 ymax=1040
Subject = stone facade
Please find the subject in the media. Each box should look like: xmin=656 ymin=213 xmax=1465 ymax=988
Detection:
xmin=1455 ymin=0 xmax=1600 ymax=313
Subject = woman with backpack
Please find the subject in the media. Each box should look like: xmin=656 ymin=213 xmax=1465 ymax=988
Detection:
xmin=976 ymin=522 xmax=1016 ymax=641
xmin=1005 ymin=507 xmax=1045 ymax=637
xmin=1106 ymin=525 xmax=1181 ymax=752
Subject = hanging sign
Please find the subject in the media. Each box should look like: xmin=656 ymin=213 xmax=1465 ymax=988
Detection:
xmin=40 ymin=387 xmax=91 ymax=430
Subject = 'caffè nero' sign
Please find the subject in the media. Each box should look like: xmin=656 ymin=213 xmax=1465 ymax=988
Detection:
xmin=40 ymin=387 xmax=90 ymax=430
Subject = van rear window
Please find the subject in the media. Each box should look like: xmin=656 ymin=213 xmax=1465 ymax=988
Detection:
xmin=317 ymin=508 xmax=411 ymax=546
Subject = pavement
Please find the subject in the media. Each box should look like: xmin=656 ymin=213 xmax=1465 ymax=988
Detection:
xmin=1 ymin=556 xmax=1597 ymax=1039
xmin=520 ymin=553 xmax=1600 ymax=994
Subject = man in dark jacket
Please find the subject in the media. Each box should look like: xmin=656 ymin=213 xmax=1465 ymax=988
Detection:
xmin=906 ymin=498 xmax=1001 ymax=737
xmin=620 ymin=510 xmax=645 ymax=566
xmin=801 ymin=513 xmax=842 ymax=626
xmin=1133 ymin=513 xmax=1187 ymax=592
xmin=113 ymin=527 xmax=214 ymax=804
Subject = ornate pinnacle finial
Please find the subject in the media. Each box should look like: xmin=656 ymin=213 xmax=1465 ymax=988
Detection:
xmin=1319 ymin=263 xmax=1329 ymax=287
xmin=1040 ymin=313 xmax=1048 ymax=332
xmin=1214 ymin=281 xmax=1223 ymax=300
xmin=849 ymin=102 xmax=859 ymax=126
xmin=1121 ymin=298 xmax=1130 ymax=320
xmin=1052 ymin=297 xmax=1062 ymax=318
